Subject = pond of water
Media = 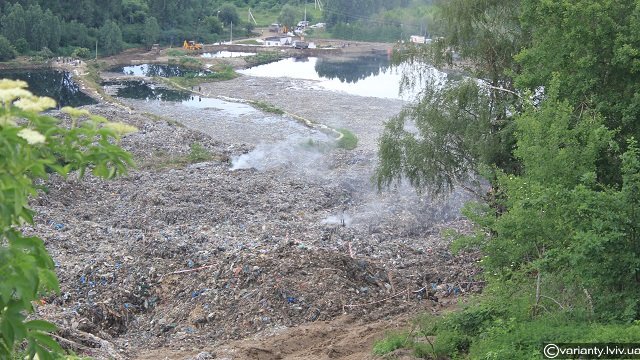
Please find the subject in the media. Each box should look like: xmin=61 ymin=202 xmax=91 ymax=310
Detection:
xmin=104 ymin=80 xmax=256 ymax=116
xmin=109 ymin=64 xmax=211 ymax=77
xmin=0 ymin=69 xmax=96 ymax=107
xmin=238 ymin=55 xmax=407 ymax=99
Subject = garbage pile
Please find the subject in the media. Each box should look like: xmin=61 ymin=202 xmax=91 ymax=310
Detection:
xmin=24 ymin=104 xmax=482 ymax=357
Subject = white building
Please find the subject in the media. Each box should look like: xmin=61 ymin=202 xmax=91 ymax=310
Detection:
xmin=264 ymin=36 xmax=292 ymax=47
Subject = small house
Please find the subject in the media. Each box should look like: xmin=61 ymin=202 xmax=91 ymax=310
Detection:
xmin=264 ymin=36 xmax=292 ymax=47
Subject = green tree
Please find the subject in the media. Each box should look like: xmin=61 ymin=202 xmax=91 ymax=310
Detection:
xmin=376 ymin=0 xmax=524 ymax=194
xmin=61 ymin=20 xmax=96 ymax=50
xmin=516 ymin=0 xmax=640 ymax=184
xmin=122 ymin=0 xmax=149 ymax=24
xmin=0 ymin=3 xmax=26 ymax=44
xmin=99 ymin=20 xmax=124 ymax=56
xmin=0 ymin=79 xmax=133 ymax=358
xmin=0 ymin=35 xmax=16 ymax=61
xmin=279 ymin=4 xmax=298 ymax=29
xmin=203 ymin=15 xmax=223 ymax=35
xmin=218 ymin=4 xmax=239 ymax=27
xmin=142 ymin=16 xmax=160 ymax=47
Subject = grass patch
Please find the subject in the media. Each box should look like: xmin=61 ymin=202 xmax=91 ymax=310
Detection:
xmin=249 ymin=100 xmax=284 ymax=115
xmin=236 ymin=39 xmax=261 ymax=45
xmin=372 ymin=332 xmax=411 ymax=355
xmin=187 ymin=142 xmax=213 ymax=162
xmin=173 ymin=56 xmax=202 ymax=68
xmin=165 ymin=65 xmax=237 ymax=87
xmin=140 ymin=142 xmax=223 ymax=169
xmin=336 ymin=128 xmax=358 ymax=150
xmin=167 ymin=49 xmax=187 ymax=57
xmin=244 ymin=52 xmax=285 ymax=67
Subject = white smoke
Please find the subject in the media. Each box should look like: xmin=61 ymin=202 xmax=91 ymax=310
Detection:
xmin=230 ymin=134 xmax=332 ymax=172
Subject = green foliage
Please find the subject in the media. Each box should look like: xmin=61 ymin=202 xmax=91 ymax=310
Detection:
xmin=165 ymin=65 xmax=237 ymax=87
xmin=249 ymin=100 xmax=284 ymax=115
xmin=99 ymin=20 xmax=124 ymax=56
xmin=0 ymin=36 xmax=17 ymax=61
xmin=336 ymin=128 xmax=358 ymax=150
xmin=218 ymin=4 xmax=240 ymax=26
xmin=517 ymin=0 xmax=640 ymax=147
xmin=243 ymin=52 xmax=284 ymax=67
xmin=372 ymin=332 xmax=411 ymax=355
xmin=71 ymin=47 xmax=92 ymax=60
xmin=278 ymin=5 xmax=299 ymax=28
xmin=141 ymin=143 xmax=222 ymax=169
xmin=13 ymin=39 xmax=28 ymax=54
xmin=1 ymin=4 xmax=61 ymax=53
xmin=178 ymin=57 xmax=203 ymax=68
xmin=374 ymin=0 xmax=640 ymax=358
xmin=142 ymin=16 xmax=161 ymax=47
xmin=376 ymin=78 xmax=509 ymax=194
xmin=0 ymin=80 xmax=133 ymax=358
xmin=330 ymin=23 xmax=402 ymax=43
xmin=188 ymin=142 xmax=213 ymax=163
xmin=203 ymin=16 xmax=223 ymax=35
xmin=167 ymin=49 xmax=187 ymax=57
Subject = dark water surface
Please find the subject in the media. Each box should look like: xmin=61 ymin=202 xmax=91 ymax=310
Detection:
xmin=0 ymin=69 xmax=96 ymax=107
xmin=108 ymin=64 xmax=211 ymax=77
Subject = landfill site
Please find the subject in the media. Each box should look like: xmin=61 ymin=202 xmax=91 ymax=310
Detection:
xmin=25 ymin=59 xmax=483 ymax=359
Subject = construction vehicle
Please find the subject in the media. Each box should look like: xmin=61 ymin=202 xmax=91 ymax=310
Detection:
xmin=183 ymin=40 xmax=203 ymax=50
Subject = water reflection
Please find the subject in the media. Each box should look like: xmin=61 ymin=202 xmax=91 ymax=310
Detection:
xmin=104 ymin=80 xmax=192 ymax=101
xmin=315 ymin=55 xmax=391 ymax=84
xmin=105 ymin=80 xmax=256 ymax=116
xmin=109 ymin=64 xmax=211 ymax=77
xmin=0 ymin=69 xmax=96 ymax=107
xmin=238 ymin=55 xmax=404 ymax=99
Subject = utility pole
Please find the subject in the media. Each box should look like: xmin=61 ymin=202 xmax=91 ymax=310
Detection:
xmin=248 ymin=8 xmax=257 ymax=25
xmin=230 ymin=21 xmax=233 ymax=43
xmin=95 ymin=40 xmax=98 ymax=60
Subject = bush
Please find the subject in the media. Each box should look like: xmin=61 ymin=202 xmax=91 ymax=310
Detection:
xmin=71 ymin=47 xmax=92 ymax=59
xmin=336 ymin=128 xmax=358 ymax=150
xmin=14 ymin=38 xmax=29 ymax=54
xmin=0 ymin=35 xmax=17 ymax=61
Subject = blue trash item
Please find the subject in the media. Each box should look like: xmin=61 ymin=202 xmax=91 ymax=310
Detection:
xmin=54 ymin=223 xmax=64 ymax=230
xmin=287 ymin=296 xmax=296 ymax=304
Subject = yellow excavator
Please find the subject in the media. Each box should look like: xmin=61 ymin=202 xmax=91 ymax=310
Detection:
xmin=183 ymin=40 xmax=203 ymax=50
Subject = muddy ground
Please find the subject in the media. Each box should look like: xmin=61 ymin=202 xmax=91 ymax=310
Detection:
xmin=24 ymin=46 xmax=483 ymax=359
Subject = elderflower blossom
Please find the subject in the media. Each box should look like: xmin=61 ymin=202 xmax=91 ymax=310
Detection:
xmin=103 ymin=122 xmax=138 ymax=136
xmin=0 ymin=115 xmax=16 ymax=127
xmin=14 ymin=96 xmax=56 ymax=113
xmin=0 ymin=79 xmax=27 ymax=89
xmin=0 ymin=88 xmax=32 ymax=105
xmin=17 ymin=128 xmax=46 ymax=145
xmin=61 ymin=106 xmax=90 ymax=118
xmin=90 ymin=115 xmax=108 ymax=123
